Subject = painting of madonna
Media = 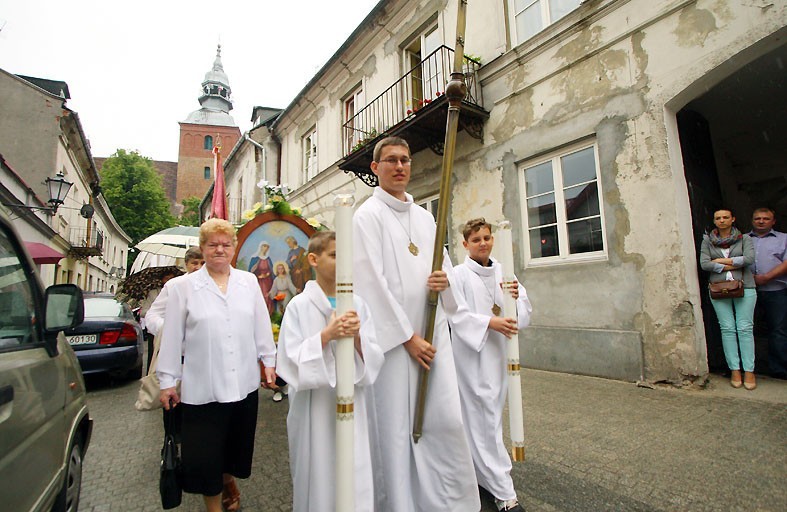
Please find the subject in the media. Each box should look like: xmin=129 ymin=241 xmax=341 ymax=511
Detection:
xmin=248 ymin=241 xmax=275 ymax=315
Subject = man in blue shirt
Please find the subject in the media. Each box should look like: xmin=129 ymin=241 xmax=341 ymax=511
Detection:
xmin=749 ymin=207 xmax=787 ymax=379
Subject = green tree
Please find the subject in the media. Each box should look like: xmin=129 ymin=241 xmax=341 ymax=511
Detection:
xmin=179 ymin=196 xmax=202 ymax=227
xmin=100 ymin=149 xmax=175 ymax=256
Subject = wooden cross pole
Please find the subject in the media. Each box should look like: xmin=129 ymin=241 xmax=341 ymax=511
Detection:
xmin=412 ymin=0 xmax=469 ymax=443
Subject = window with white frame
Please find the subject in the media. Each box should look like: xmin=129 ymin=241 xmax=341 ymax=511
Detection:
xmin=418 ymin=194 xmax=439 ymax=218
xmin=303 ymin=127 xmax=318 ymax=182
xmin=509 ymin=0 xmax=581 ymax=45
xmin=519 ymin=142 xmax=605 ymax=262
xmin=344 ymin=86 xmax=365 ymax=154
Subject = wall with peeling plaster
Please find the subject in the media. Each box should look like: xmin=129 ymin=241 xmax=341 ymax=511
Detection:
xmin=231 ymin=0 xmax=786 ymax=384
xmin=463 ymin=0 xmax=786 ymax=383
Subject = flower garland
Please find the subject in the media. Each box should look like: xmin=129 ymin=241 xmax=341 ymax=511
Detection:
xmin=241 ymin=180 xmax=326 ymax=343
xmin=241 ymin=180 xmax=323 ymax=230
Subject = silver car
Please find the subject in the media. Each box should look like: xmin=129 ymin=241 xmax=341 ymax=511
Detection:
xmin=0 ymin=210 xmax=92 ymax=511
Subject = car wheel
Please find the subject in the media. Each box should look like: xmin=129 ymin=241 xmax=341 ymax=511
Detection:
xmin=52 ymin=436 xmax=83 ymax=512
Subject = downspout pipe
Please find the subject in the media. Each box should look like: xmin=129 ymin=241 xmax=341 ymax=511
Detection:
xmin=244 ymin=133 xmax=265 ymax=151
xmin=267 ymin=129 xmax=283 ymax=187
xmin=244 ymin=134 xmax=267 ymax=203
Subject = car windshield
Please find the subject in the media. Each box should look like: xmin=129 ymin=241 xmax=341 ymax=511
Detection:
xmin=84 ymin=298 xmax=123 ymax=318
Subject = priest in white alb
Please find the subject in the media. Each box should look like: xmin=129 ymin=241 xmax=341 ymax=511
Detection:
xmin=276 ymin=231 xmax=384 ymax=512
xmin=352 ymin=136 xmax=480 ymax=511
xmin=451 ymin=218 xmax=532 ymax=512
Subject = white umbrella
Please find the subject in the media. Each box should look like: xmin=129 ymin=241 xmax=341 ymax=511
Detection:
xmin=131 ymin=226 xmax=200 ymax=273
xmin=135 ymin=227 xmax=200 ymax=253
xmin=129 ymin=252 xmax=182 ymax=274
xmin=134 ymin=242 xmax=190 ymax=258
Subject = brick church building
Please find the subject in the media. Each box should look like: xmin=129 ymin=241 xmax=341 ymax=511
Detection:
xmin=96 ymin=46 xmax=240 ymax=213
xmin=175 ymin=45 xmax=240 ymax=203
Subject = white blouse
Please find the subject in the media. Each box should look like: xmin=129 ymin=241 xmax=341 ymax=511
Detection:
xmin=157 ymin=265 xmax=276 ymax=405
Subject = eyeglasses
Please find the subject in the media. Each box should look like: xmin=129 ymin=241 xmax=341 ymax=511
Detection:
xmin=378 ymin=157 xmax=412 ymax=166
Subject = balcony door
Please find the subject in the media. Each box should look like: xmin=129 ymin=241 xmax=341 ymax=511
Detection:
xmin=404 ymin=24 xmax=443 ymax=114
xmin=344 ymin=86 xmax=365 ymax=154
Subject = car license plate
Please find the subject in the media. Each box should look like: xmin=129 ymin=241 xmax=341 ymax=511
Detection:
xmin=67 ymin=334 xmax=98 ymax=346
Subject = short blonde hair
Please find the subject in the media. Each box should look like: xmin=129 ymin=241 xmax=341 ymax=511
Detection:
xmin=199 ymin=218 xmax=237 ymax=246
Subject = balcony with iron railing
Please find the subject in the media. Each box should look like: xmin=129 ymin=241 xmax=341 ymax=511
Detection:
xmin=339 ymin=45 xmax=489 ymax=186
xmin=68 ymin=226 xmax=104 ymax=259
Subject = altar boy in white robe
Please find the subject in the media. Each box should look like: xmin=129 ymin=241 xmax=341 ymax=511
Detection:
xmin=452 ymin=218 xmax=532 ymax=512
xmin=353 ymin=136 xmax=481 ymax=511
xmin=276 ymin=231 xmax=384 ymax=512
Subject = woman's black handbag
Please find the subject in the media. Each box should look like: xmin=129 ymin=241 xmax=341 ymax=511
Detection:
xmin=160 ymin=406 xmax=182 ymax=509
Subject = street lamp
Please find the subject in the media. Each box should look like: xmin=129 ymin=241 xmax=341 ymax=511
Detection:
xmin=45 ymin=171 xmax=73 ymax=212
xmin=2 ymin=170 xmax=74 ymax=214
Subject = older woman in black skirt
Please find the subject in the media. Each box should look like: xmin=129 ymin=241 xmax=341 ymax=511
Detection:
xmin=158 ymin=218 xmax=277 ymax=511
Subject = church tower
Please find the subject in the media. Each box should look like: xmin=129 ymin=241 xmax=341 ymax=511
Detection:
xmin=175 ymin=45 xmax=241 ymax=203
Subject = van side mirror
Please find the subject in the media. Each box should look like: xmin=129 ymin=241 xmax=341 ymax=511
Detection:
xmin=44 ymin=285 xmax=84 ymax=332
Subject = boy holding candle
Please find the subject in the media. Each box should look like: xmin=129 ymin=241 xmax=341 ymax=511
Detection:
xmin=451 ymin=218 xmax=532 ymax=512
xmin=275 ymin=231 xmax=384 ymax=512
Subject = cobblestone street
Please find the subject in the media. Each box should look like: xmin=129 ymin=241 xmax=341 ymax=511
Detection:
xmin=79 ymin=369 xmax=787 ymax=511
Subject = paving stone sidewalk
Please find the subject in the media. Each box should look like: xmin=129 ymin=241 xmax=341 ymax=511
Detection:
xmin=78 ymin=369 xmax=787 ymax=511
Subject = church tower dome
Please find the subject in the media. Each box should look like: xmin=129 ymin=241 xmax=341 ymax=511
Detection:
xmin=176 ymin=44 xmax=241 ymax=203
xmin=183 ymin=44 xmax=237 ymax=127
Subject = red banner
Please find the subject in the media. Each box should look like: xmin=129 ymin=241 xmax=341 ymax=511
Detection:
xmin=210 ymin=144 xmax=227 ymax=220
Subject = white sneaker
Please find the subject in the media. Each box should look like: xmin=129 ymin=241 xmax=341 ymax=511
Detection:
xmin=495 ymin=498 xmax=523 ymax=511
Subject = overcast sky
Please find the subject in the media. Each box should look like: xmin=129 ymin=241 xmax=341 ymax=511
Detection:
xmin=0 ymin=0 xmax=381 ymax=162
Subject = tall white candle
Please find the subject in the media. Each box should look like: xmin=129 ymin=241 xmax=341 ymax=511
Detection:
xmin=334 ymin=193 xmax=355 ymax=511
xmin=496 ymin=220 xmax=526 ymax=462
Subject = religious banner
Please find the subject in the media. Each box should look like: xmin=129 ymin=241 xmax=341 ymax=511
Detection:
xmin=210 ymin=144 xmax=227 ymax=220
xmin=232 ymin=182 xmax=322 ymax=338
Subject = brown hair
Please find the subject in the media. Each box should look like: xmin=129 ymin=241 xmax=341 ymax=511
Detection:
xmin=752 ymin=207 xmax=775 ymax=217
xmin=712 ymin=208 xmax=734 ymax=218
xmin=373 ymin=136 xmax=410 ymax=162
xmin=184 ymin=246 xmax=203 ymax=263
xmin=199 ymin=218 xmax=237 ymax=246
xmin=462 ymin=218 xmax=492 ymax=241
xmin=308 ymin=231 xmax=336 ymax=256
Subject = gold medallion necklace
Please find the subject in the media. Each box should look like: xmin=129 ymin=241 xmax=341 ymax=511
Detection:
xmin=475 ymin=261 xmax=501 ymax=315
xmin=390 ymin=207 xmax=419 ymax=256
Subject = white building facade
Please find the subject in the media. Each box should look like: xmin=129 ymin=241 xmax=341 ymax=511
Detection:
xmin=0 ymin=70 xmax=131 ymax=291
xmin=223 ymin=0 xmax=787 ymax=384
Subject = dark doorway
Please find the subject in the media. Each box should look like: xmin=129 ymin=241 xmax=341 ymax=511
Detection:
xmin=678 ymin=109 xmax=725 ymax=372
xmin=678 ymin=42 xmax=787 ymax=375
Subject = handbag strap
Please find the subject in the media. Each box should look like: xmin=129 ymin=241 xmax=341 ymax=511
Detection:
xmin=164 ymin=405 xmax=178 ymax=435
xmin=147 ymin=334 xmax=162 ymax=377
